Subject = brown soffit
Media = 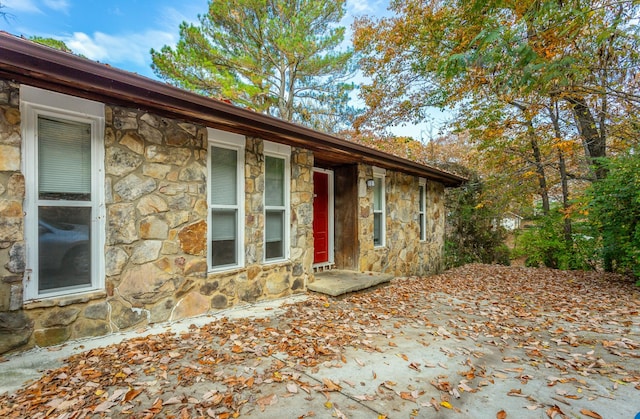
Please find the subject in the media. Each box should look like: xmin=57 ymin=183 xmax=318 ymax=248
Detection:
xmin=0 ymin=32 xmax=466 ymax=187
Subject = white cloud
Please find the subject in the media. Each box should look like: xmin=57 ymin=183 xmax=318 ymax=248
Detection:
xmin=43 ymin=0 xmax=70 ymax=13
xmin=63 ymin=29 xmax=176 ymax=76
xmin=347 ymin=0 xmax=376 ymax=14
xmin=3 ymin=0 xmax=41 ymax=13
xmin=64 ymin=32 xmax=108 ymax=61
xmin=158 ymin=3 xmax=207 ymax=32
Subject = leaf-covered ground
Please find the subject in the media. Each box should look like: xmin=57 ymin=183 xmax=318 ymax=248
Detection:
xmin=1 ymin=264 xmax=638 ymax=418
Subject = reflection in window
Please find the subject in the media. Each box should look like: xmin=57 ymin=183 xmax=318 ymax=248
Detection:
xmin=38 ymin=206 xmax=91 ymax=292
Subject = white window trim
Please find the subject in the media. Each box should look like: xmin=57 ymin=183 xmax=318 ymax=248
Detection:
xmin=207 ymin=128 xmax=245 ymax=272
xmin=263 ymin=141 xmax=291 ymax=263
xmin=372 ymin=166 xmax=386 ymax=248
xmin=419 ymin=178 xmax=427 ymax=242
xmin=21 ymin=85 xmax=105 ymax=301
xmin=312 ymin=168 xmax=335 ymax=268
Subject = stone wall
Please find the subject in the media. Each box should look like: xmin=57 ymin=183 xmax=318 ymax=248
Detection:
xmin=0 ymin=80 xmax=31 ymax=354
xmin=0 ymin=83 xmax=314 ymax=354
xmin=0 ymin=79 xmax=445 ymax=354
xmin=357 ymin=164 xmax=445 ymax=276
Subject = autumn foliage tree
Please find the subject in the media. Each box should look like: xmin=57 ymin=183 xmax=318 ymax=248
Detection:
xmin=353 ymin=1 xmax=640 ymax=173
xmin=354 ymin=0 xmax=640 ymax=271
xmin=151 ymin=0 xmax=357 ymax=132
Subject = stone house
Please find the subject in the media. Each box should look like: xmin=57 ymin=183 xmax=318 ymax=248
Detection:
xmin=0 ymin=34 xmax=465 ymax=354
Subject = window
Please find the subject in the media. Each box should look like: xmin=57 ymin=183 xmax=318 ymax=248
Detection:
xmin=419 ymin=179 xmax=427 ymax=241
xmin=264 ymin=142 xmax=290 ymax=261
xmin=21 ymin=85 xmax=105 ymax=300
xmin=208 ymin=129 xmax=245 ymax=270
xmin=372 ymin=167 xmax=386 ymax=247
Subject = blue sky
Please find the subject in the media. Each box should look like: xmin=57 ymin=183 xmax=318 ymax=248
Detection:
xmin=0 ymin=0 xmax=448 ymax=137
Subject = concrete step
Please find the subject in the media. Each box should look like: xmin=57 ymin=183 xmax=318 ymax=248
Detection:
xmin=307 ymin=270 xmax=393 ymax=296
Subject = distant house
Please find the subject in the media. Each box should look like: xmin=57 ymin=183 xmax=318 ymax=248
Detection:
xmin=501 ymin=212 xmax=523 ymax=231
xmin=0 ymin=33 xmax=465 ymax=354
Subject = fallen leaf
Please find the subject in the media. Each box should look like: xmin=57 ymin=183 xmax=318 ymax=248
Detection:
xmin=93 ymin=400 xmax=116 ymax=413
xmin=123 ymin=388 xmax=143 ymax=403
xmin=322 ymin=378 xmax=342 ymax=391
xmin=430 ymin=398 xmax=440 ymax=411
xmin=399 ymin=392 xmax=416 ymax=401
xmin=579 ymin=409 xmax=602 ymax=419
xmin=497 ymin=410 xmax=507 ymax=419
xmin=409 ymin=362 xmax=421 ymax=371
xmin=163 ymin=396 xmax=182 ymax=405
xmin=546 ymin=404 xmax=565 ymax=418
xmin=256 ymin=394 xmax=278 ymax=412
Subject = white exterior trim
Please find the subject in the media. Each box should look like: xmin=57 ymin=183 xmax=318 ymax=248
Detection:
xmin=372 ymin=166 xmax=386 ymax=248
xmin=263 ymin=140 xmax=291 ymax=263
xmin=206 ymin=128 xmax=246 ymax=272
xmin=419 ymin=178 xmax=427 ymax=242
xmin=263 ymin=141 xmax=291 ymax=156
xmin=372 ymin=166 xmax=386 ymax=176
xmin=20 ymin=85 xmax=105 ymax=302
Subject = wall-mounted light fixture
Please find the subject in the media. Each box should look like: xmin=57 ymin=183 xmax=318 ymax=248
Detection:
xmin=366 ymin=179 xmax=376 ymax=188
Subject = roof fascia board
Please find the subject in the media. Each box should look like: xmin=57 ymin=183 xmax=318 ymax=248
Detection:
xmin=0 ymin=33 xmax=466 ymax=186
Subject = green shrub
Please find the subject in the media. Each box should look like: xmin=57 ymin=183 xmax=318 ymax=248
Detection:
xmin=444 ymin=174 xmax=509 ymax=268
xmin=513 ymin=209 xmax=597 ymax=271
xmin=587 ymin=153 xmax=640 ymax=280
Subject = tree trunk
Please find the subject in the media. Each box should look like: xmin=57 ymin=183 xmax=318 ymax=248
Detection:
xmin=548 ymin=104 xmax=572 ymax=245
xmin=566 ymin=96 xmax=607 ymax=179
xmin=511 ymin=101 xmax=550 ymax=215
xmin=529 ymin=133 xmax=550 ymax=216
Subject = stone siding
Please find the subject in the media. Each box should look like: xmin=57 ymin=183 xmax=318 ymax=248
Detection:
xmin=0 ymin=81 xmax=31 ymax=354
xmin=357 ymin=164 xmax=445 ymax=276
xmin=0 ymin=79 xmax=445 ymax=355
xmin=0 ymin=82 xmax=315 ymax=354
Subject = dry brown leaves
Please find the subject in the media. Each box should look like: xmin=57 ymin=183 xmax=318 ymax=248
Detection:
xmin=0 ymin=264 xmax=638 ymax=417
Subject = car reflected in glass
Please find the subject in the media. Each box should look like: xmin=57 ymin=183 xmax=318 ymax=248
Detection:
xmin=39 ymin=219 xmax=90 ymax=276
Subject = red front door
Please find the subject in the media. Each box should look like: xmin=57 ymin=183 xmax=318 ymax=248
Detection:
xmin=313 ymin=171 xmax=329 ymax=264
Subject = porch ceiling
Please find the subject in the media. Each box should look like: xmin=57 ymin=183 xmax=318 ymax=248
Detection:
xmin=0 ymin=33 xmax=466 ymax=187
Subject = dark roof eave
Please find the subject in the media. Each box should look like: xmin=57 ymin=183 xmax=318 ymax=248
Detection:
xmin=0 ymin=33 xmax=466 ymax=187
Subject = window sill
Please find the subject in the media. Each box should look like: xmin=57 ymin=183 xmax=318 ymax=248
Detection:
xmin=23 ymin=289 xmax=107 ymax=310
xmin=262 ymin=259 xmax=290 ymax=268
xmin=208 ymin=265 xmax=244 ymax=276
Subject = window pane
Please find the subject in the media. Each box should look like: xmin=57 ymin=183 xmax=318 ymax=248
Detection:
xmin=265 ymin=210 xmax=284 ymax=259
xmin=211 ymin=209 xmax=237 ymax=241
xmin=211 ymin=146 xmax=237 ymax=205
xmin=373 ymin=178 xmax=382 ymax=210
xmin=419 ymin=186 xmax=425 ymax=212
xmin=38 ymin=206 xmax=91 ymax=292
xmin=38 ymin=116 xmax=91 ymax=200
xmin=265 ymin=210 xmax=284 ymax=242
xmin=420 ymin=213 xmax=425 ymax=240
xmin=374 ymin=213 xmax=382 ymax=246
xmin=211 ymin=210 xmax=237 ymax=266
xmin=265 ymin=156 xmax=284 ymax=207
